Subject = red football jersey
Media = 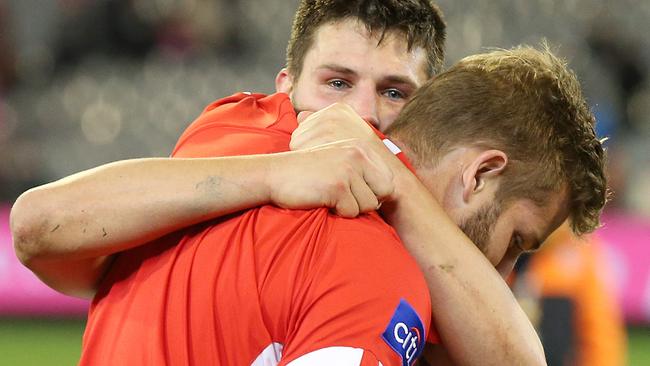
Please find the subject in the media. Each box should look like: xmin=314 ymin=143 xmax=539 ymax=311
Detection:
xmin=80 ymin=93 xmax=437 ymax=366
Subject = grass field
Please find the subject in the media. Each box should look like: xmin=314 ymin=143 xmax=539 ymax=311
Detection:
xmin=628 ymin=327 xmax=650 ymax=365
xmin=0 ymin=318 xmax=85 ymax=365
xmin=1 ymin=318 xmax=648 ymax=365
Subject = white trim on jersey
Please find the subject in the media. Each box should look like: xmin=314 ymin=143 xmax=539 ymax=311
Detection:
xmin=251 ymin=344 xmax=385 ymax=366
xmin=382 ymin=139 xmax=402 ymax=155
xmin=286 ymin=346 xmax=382 ymax=366
xmin=251 ymin=342 xmax=284 ymax=366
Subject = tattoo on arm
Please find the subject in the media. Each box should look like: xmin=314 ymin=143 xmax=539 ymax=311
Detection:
xmin=194 ymin=175 xmax=223 ymax=194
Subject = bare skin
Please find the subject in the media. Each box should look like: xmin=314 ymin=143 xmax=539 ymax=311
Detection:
xmin=12 ymin=141 xmax=394 ymax=298
xmin=11 ymin=20 xmax=551 ymax=366
xmin=293 ymin=104 xmax=565 ymax=366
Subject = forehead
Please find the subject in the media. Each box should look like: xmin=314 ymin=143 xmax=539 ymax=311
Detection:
xmin=303 ymin=19 xmax=429 ymax=82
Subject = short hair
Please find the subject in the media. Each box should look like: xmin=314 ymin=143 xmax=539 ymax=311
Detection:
xmin=387 ymin=44 xmax=608 ymax=236
xmin=286 ymin=0 xmax=446 ymax=80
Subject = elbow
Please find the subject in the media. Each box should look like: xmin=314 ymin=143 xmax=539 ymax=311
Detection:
xmin=10 ymin=188 xmax=54 ymax=266
xmin=534 ymin=350 xmax=548 ymax=366
xmin=516 ymin=343 xmax=547 ymax=366
xmin=528 ymin=356 xmax=548 ymax=366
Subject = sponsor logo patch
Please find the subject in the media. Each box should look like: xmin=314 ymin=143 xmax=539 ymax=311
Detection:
xmin=382 ymin=299 xmax=425 ymax=366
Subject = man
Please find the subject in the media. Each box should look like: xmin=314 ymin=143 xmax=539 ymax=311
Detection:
xmin=9 ymin=1 xmax=606 ymax=364
xmin=80 ymin=45 xmax=605 ymax=365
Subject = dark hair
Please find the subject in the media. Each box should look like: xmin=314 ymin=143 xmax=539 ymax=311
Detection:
xmin=287 ymin=0 xmax=446 ymax=79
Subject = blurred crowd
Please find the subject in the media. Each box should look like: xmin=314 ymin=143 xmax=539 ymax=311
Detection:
xmin=0 ymin=0 xmax=649 ymax=210
xmin=0 ymin=0 xmax=296 ymax=200
xmin=0 ymin=1 xmax=648 ymax=365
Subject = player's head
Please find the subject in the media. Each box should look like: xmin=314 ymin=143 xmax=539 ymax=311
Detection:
xmin=275 ymin=0 xmax=446 ymax=131
xmin=386 ymin=44 xmax=608 ymax=276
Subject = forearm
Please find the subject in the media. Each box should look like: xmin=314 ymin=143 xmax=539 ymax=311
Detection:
xmin=287 ymin=105 xmax=545 ymax=364
xmin=11 ymin=156 xmax=276 ymax=295
xmin=385 ymin=171 xmax=546 ymax=366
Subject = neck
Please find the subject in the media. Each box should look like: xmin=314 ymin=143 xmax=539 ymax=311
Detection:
xmin=385 ymin=135 xmax=447 ymax=205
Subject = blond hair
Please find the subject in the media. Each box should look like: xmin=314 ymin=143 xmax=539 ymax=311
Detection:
xmin=387 ymin=44 xmax=608 ymax=235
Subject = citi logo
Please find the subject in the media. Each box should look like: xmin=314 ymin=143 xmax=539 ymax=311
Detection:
xmin=382 ymin=299 xmax=426 ymax=366
xmin=393 ymin=322 xmax=421 ymax=363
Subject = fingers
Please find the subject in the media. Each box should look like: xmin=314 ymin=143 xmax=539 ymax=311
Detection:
xmin=332 ymin=183 xmax=360 ymax=218
xmin=361 ymin=146 xmax=395 ymax=201
xmin=290 ymin=119 xmax=322 ymax=150
xmin=290 ymin=111 xmax=327 ymax=150
xmin=348 ymin=173 xmax=380 ymax=214
xmin=330 ymin=145 xmax=394 ymax=217
xmin=296 ymin=111 xmax=314 ymax=124
xmin=332 ymin=165 xmax=391 ymax=217
xmin=290 ymin=103 xmax=374 ymax=151
xmin=289 ymin=105 xmax=398 ymax=217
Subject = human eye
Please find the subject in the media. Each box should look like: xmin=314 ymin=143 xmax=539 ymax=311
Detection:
xmin=327 ymin=79 xmax=351 ymax=90
xmin=382 ymin=88 xmax=407 ymax=101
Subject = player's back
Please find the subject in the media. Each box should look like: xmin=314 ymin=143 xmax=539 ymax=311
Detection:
xmin=80 ymin=204 xmax=432 ymax=366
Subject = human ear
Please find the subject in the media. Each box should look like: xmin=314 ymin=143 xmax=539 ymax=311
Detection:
xmin=461 ymin=150 xmax=508 ymax=202
xmin=275 ymin=68 xmax=294 ymax=94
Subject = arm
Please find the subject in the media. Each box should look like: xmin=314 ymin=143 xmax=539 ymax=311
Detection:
xmin=11 ymin=156 xmax=272 ymax=298
xmin=11 ymin=145 xmax=393 ymax=298
xmin=290 ymin=103 xmax=546 ymax=366
xmin=382 ymin=164 xmax=546 ymax=366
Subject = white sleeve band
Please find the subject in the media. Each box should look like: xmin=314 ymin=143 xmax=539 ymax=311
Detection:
xmin=382 ymin=139 xmax=402 ymax=155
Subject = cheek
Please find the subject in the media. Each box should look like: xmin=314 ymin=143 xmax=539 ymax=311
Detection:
xmin=292 ymin=83 xmax=335 ymax=112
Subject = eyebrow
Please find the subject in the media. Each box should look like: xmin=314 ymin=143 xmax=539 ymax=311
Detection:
xmin=316 ymin=64 xmax=420 ymax=89
xmin=317 ymin=64 xmax=357 ymax=76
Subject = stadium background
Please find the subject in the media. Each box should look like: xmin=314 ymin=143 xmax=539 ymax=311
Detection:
xmin=0 ymin=0 xmax=648 ymax=364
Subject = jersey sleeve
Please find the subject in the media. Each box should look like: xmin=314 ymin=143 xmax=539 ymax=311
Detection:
xmin=172 ymin=92 xmax=297 ymax=158
xmin=278 ymin=217 xmax=433 ymax=366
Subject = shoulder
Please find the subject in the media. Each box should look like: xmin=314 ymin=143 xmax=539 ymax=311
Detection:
xmin=320 ymin=213 xmax=432 ymax=318
xmin=172 ymin=92 xmax=297 ymax=157
xmin=281 ymin=213 xmax=434 ymax=363
xmin=328 ymin=213 xmax=404 ymax=258
xmin=197 ymin=92 xmax=295 ymax=130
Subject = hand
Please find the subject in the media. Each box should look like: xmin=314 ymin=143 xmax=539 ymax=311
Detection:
xmin=266 ymin=139 xmax=395 ymax=218
xmin=291 ymin=103 xmax=378 ymax=151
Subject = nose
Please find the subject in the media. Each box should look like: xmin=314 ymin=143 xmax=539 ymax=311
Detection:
xmin=345 ymin=88 xmax=380 ymax=129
